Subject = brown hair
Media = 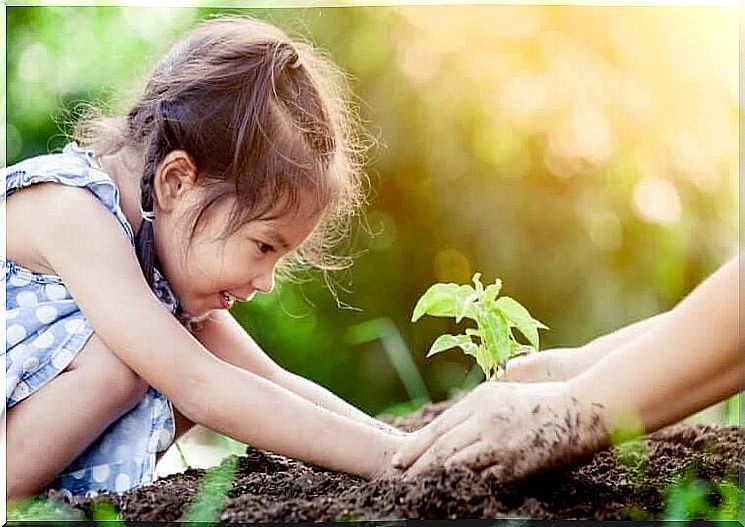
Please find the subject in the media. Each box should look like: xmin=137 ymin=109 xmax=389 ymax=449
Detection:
xmin=71 ymin=15 xmax=367 ymax=297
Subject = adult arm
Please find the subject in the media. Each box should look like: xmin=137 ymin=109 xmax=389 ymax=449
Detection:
xmin=393 ymin=255 xmax=742 ymax=480
xmin=568 ymin=254 xmax=742 ymax=434
xmin=501 ymin=312 xmax=669 ymax=382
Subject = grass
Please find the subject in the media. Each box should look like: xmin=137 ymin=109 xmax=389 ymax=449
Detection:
xmin=376 ymin=396 xmax=430 ymax=419
xmin=664 ymin=471 xmax=742 ymax=522
xmin=7 ymin=495 xmax=83 ymax=522
xmin=90 ymin=498 xmax=127 ymax=526
xmin=182 ymin=454 xmax=239 ymax=525
xmin=725 ymin=393 xmax=740 ymax=426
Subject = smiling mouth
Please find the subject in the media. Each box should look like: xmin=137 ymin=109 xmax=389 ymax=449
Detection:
xmin=220 ymin=290 xmax=252 ymax=309
xmin=220 ymin=291 xmax=237 ymax=309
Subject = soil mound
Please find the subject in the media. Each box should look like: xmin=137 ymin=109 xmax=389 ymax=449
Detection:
xmin=44 ymin=401 xmax=743 ymax=522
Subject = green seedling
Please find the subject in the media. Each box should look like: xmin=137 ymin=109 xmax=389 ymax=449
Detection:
xmin=412 ymin=273 xmax=548 ymax=380
xmin=183 ymin=455 xmax=239 ymax=525
xmin=91 ymin=498 xmax=127 ymax=527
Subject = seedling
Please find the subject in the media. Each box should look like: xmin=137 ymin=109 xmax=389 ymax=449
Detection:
xmin=412 ymin=273 xmax=548 ymax=380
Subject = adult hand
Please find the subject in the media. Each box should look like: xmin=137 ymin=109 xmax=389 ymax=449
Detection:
xmin=392 ymin=381 xmax=608 ymax=483
xmin=498 ymin=347 xmax=591 ymax=383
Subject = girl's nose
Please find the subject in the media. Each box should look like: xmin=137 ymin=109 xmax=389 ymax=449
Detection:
xmin=252 ymin=270 xmax=275 ymax=294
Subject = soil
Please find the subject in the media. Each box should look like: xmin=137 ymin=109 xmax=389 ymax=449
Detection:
xmin=41 ymin=400 xmax=743 ymax=522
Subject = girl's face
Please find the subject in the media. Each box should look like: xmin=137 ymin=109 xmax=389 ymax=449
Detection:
xmin=154 ymin=188 xmax=321 ymax=320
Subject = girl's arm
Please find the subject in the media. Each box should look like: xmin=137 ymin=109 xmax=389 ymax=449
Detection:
xmin=38 ymin=186 xmax=401 ymax=478
xmin=194 ymin=310 xmax=403 ymax=434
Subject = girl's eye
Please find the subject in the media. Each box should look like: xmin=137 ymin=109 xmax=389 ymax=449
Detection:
xmin=256 ymin=241 xmax=275 ymax=255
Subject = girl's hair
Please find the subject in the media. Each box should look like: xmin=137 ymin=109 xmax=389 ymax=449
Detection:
xmin=71 ymin=15 xmax=367 ymax=307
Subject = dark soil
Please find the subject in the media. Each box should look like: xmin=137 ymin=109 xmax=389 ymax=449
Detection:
xmin=43 ymin=400 xmax=744 ymax=522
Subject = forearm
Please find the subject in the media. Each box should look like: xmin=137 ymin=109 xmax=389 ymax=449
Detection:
xmin=569 ymin=256 xmax=741 ymax=437
xmin=180 ymin=359 xmax=396 ymax=478
xmin=504 ymin=312 xmax=672 ymax=384
xmin=579 ymin=311 xmax=669 ymax=363
xmin=272 ymin=370 xmax=403 ymax=434
xmin=644 ymin=362 xmax=741 ymax=429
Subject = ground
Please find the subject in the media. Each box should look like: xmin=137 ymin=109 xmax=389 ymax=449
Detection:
xmin=35 ymin=400 xmax=744 ymax=522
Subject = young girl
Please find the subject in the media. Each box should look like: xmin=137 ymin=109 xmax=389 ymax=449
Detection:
xmin=5 ymin=15 xmax=414 ymax=500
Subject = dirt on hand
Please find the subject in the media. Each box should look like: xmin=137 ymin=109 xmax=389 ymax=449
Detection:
xmin=44 ymin=400 xmax=743 ymax=522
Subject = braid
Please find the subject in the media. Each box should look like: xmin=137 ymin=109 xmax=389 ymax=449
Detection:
xmin=134 ymin=172 xmax=157 ymax=289
xmin=134 ymin=98 xmax=175 ymax=291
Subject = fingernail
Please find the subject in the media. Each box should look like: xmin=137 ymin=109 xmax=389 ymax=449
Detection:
xmin=391 ymin=453 xmax=402 ymax=467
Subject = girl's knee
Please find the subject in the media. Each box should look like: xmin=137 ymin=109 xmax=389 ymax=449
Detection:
xmin=106 ymin=361 xmax=149 ymax=410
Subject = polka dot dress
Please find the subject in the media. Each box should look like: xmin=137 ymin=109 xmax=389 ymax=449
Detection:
xmin=4 ymin=142 xmax=179 ymax=497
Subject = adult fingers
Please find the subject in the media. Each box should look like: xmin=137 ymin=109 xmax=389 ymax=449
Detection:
xmin=498 ymin=355 xmax=540 ymax=382
xmin=392 ymin=404 xmax=471 ymax=471
xmin=443 ymin=440 xmax=491 ymax=470
xmin=480 ymin=457 xmax=527 ymax=484
xmin=402 ymin=419 xmax=481 ymax=480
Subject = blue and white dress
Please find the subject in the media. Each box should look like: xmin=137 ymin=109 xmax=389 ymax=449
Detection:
xmin=4 ymin=142 xmax=177 ymax=497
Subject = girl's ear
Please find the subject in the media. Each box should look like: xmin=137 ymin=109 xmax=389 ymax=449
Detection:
xmin=153 ymin=150 xmax=199 ymax=213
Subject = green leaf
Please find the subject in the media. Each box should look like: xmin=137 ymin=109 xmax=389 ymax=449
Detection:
xmin=475 ymin=345 xmax=495 ymax=379
xmin=483 ymin=278 xmax=503 ymax=303
xmin=512 ymin=343 xmax=537 ymax=357
xmin=426 ymin=333 xmax=474 ymax=358
xmin=494 ymin=296 xmax=541 ymax=349
xmin=472 ymin=273 xmax=484 ymax=294
xmin=459 ymin=341 xmax=479 ymax=358
xmin=532 ymin=317 xmax=550 ymax=330
xmin=184 ymin=456 xmax=238 ymax=525
xmin=455 ymin=284 xmax=478 ymax=323
xmin=412 ymin=283 xmax=460 ymax=321
xmin=479 ymin=310 xmax=511 ymax=363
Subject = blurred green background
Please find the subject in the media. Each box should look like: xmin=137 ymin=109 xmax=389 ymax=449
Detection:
xmin=5 ymin=5 xmax=739 ymax=466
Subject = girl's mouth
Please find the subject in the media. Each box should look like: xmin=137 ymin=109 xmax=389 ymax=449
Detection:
xmin=220 ymin=291 xmax=236 ymax=310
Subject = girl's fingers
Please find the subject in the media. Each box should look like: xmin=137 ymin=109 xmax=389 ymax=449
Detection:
xmin=390 ymin=423 xmax=440 ymax=471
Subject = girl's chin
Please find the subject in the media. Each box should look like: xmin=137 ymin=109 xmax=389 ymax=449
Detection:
xmin=186 ymin=310 xmax=214 ymax=323
xmin=178 ymin=298 xmax=218 ymax=322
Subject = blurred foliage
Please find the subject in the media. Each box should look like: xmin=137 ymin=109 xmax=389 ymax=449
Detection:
xmin=7 ymin=495 xmax=83 ymax=522
xmin=6 ymin=6 xmax=739 ymax=416
xmin=664 ymin=472 xmax=742 ymax=522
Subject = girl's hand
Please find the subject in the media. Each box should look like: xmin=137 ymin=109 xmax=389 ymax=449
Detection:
xmin=391 ymin=382 xmax=608 ymax=483
xmin=368 ymin=431 xmax=414 ymax=479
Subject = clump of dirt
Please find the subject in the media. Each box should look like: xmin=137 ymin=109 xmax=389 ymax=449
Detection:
xmin=44 ymin=401 xmax=743 ymax=522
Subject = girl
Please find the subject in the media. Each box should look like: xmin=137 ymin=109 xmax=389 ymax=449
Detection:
xmin=5 ymin=15 xmax=414 ymax=500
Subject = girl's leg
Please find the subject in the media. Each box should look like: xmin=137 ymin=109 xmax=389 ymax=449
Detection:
xmin=155 ymin=407 xmax=195 ymax=465
xmin=6 ymin=334 xmax=149 ymax=500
